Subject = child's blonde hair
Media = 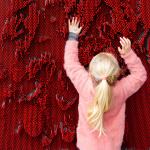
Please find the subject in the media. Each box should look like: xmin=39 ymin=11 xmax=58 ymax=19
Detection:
xmin=87 ymin=52 xmax=120 ymax=137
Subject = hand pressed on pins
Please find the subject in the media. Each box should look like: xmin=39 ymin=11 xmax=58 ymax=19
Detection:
xmin=68 ymin=17 xmax=83 ymax=35
xmin=118 ymin=37 xmax=131 ymax=55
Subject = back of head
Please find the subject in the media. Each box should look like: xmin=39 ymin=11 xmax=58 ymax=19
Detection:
xmin=87 ymin=52 xmax=120 ymax=137
xmin=89 ymin=52 xmax=120 ymax=85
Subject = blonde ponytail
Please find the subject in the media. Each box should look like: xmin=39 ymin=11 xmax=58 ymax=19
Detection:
xmin=87 ymin=79 xmax=112 ymax=137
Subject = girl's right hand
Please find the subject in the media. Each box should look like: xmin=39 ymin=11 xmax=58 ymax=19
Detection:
xmin=118 ymin=37 xmax=131 ymax=55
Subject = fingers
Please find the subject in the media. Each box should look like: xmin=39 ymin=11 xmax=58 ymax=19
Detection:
xmin=120 ymin=36 xmax=130 ymax=47
xmin=72 ymin=17 xmax=76 ymax=25
xmin=76 ymin=19 xmax=80 ymax=27
xmin=78 ymin=26 xmax=83 ymax=32
xmin=74 ymin=17 xmax=78 ymax=25
xmin=123 ymin=37 xmax=129 ymax=46
xmin=70 ymin=17 xmax=80 ymax=26
xmin=127 ymin=38 xmax=131 ymax=45
xmin=73 ymin=17 xmax=79 ymax=26
xmin=120 ymin=40 xmax=124 ymax=48
xmin=120 ymin=37 xmax=126 ymax=46
xmin=72 ymin=17 xmax=75 ymax=25
xmin=118 ymin=47 xmax=122 ymax=53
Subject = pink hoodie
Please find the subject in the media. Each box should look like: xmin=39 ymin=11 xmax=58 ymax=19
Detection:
xmin=63 ymin=40 xmax=147 ymax=150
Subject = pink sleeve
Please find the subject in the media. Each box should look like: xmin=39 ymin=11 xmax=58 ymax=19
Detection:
xmin=63 ymin=40 xmax=90 ymax=96
xmin=118 ymin=48 xmax=147 ymax=100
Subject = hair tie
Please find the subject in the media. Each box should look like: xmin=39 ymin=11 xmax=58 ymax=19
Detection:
xmin=101 ymin=76 xmax=107 ymax=80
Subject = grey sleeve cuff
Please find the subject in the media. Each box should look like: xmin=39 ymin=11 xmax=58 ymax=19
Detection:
xmin=68 ymin=32 xmax=79 ymax=41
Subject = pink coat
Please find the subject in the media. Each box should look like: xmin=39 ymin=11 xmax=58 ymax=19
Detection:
xmin=63 ymin=40 xmax=147 ymax=150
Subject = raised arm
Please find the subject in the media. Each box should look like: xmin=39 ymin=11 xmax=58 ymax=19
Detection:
xmin=63 ymin=17 xmax=91 ymax=96
xmin=117 ymin=37 xmax=147 ymax=100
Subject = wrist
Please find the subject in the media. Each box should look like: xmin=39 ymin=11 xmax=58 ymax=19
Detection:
xmin=121 ymin=48 xmax=133 ymax=58
xmin=68 ymin=32 xmax=79 ymax=41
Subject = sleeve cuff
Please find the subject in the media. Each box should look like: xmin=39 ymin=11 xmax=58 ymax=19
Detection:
xmin=68 ymin=32 xmax=79 ymax=41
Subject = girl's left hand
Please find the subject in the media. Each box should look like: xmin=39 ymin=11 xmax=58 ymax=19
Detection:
xmin=68 ymin=17 xmax=83 ymax=35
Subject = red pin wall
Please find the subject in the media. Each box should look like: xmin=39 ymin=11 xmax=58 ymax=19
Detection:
xmin=0 ymin=0 xmax=149 ymax=149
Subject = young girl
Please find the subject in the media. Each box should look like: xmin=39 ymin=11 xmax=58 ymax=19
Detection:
xmin=63 ymin=17 xmax=147 ymax=150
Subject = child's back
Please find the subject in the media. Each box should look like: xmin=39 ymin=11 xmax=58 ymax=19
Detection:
xmin=64 ymin=40 xmax=147 ymax=150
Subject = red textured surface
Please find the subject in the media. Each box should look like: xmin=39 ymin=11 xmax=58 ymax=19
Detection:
xmin=0 ymin=0 xmax=149 ymax=149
